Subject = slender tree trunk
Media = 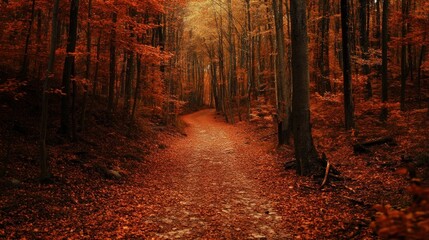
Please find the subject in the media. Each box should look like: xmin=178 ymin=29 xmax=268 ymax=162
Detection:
xmin=124 ymin=52 xmax=134 ymax=116
xmin=93 ymin=32 xmax=101 ymax=96
xmin=71 ymin=71 xmax=77 ymax=141
xmin=360 ymin=0 xmax=372 ymax=99
xmin=381 ymin=0 xmax=389 ymax=120
xmin=35 ymin=9 xmax=42 ymax=79
xmin=60 ymin=0 xmax=80 ymax=136
xmin=21 ymin=0 xmax=36 ymax=77
xmin=416 ymin=45 xmax=425 ymax=108
xmin=400 ymin=0 xmax=408 ymax=111
xmin=108 ymin=9 xmax=117 ymax=116
xmin=39 ymin=0 xmax=60 ymax=181
xmin=375 ymin=0 xmax=381 ymax=45
xmin=317 ymin=0 xmax=331 ymax=95
xmin=208 ymin=45 xmax=220 ymax=112
xmin=81 ymin=0 xmax=92 ymax=133
xmin=131 ymin=55 xmax=141 ymax=121
xmin=245 ymin=0 xmax=253 ymax=120
xmin=290 ymin=0 xmax=317 ymax=176
xmin=273 ymin=0 xmax=291 ymax=144
xmin=227 ymin=0 xmax=236 ymax=123
xmin=214 ymin=10 xmax=228 ymax=121
xmin=341 ymin=0 xmax=354 ymax=130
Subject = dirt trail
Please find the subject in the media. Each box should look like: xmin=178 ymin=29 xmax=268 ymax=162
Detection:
xmin=142 ymin=109 xmax=290 ymax=239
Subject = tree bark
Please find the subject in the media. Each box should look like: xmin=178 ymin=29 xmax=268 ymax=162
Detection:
xmin=93 ymin=32 xmax=101 ymax=96
xmin=290 ymin=0 xmax=317 ymax=176
xmin=60 ymin=0 xmax=80 ymax=136
xmin=273 ymin=0 xmax=292 ymax=145
xmin=81 ymin=0 xmax=92 ymax=133
xmin=227 ymin=0 xmax=236 ymax=123
xmin=245 ymin=0 xmax=253 ymax=120
xmin=124 ymin=51 xmax=134 ymax=116
xmin=381 ymin=0 xmax=389 ymax=104
xmin=341 ymin=0 xmax=354 ymax=130
xmin=108 ymin=9 xmax=117 ymax=116
xmin=359 ymin=0 xmax=372 ymax=99
xmin=39 ymin=0 xmax=60 ymax=181
xmin=416 ymin=45 xmax=426 ymax=108
xmin=381 ymin=0 xmax=389 ymax=120
xmin=131 ymin=54 xmax=141 ymax=121
xmin=317 ymin=0 xmax=331 ymax=94
xmin=400 ymin=0 xmax=409 ymax=111
xmin=21 ymin=0 xmax=36 ymax=78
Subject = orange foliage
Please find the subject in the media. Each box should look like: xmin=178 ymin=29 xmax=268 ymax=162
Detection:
xmin=372 ymin=186 xmax=429 ymax=239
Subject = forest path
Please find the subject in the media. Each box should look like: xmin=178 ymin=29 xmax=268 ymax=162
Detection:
xmin=141 ymin=109 xmax=290 ymax=239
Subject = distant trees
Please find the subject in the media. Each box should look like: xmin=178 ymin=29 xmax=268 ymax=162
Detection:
xmin=177 ymin=0 xmax=428 ymax=173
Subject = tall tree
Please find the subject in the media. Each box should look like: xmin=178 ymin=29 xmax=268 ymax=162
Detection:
xmin=317 ymin=0 xmax=331 ymax=94
xmin=273 ymin=0 xmax=292 ymax=145
xmin=290 ymin=0 xmax=317 ymax=176
xmin=39 ymin=0 xmax=60 ymax=181
xmin=60 ymin=0 xmax=80 ymax=135
xmin=226 ymin=0 xmax=236 ymax=123
xmin=400 ymin=0 xmax=409 ymax=111
xmin=381 ymin=0 xmax=389 ymax=120
xmin=21 ymin=0 xmax=36 ymax=77
xmin=108 ymin=6 xmax=118 ymax=116
xmin=359 ymin=0 xmax=372 ymax=99
xmin=341 ymin=0 xmax=354 ymax=130
xmin=81 ymin=0 xmax=93 ymax=132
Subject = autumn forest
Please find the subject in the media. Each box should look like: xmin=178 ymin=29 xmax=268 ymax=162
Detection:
xmin=0 ymin=0 xmax=428 ymax=239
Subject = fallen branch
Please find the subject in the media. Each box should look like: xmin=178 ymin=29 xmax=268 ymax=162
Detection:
xmin=319 ymin=153 xmax=341 ymax=175
xmin=284 ymin=160 xmax=296 ymax=170
xmin=342 ymin=195 xmax=367 ymax=207
xmin=320 ymin=160 xmax=331 ymax=188
xmin=353 ymin=144 xmax=371 ymax=154
xmin=353 ymin=136 xmax=396 ymax=154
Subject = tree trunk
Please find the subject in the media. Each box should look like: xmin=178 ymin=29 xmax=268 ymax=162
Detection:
xmin=341 ymin=0 xmax=354 ymax=130
xmin=131 ymin=54 xmax=141 ymax=121
xmin=400 ymin=0 xmax=408 ymax=111
xmin=290 ymin=0 xmax=317 ymax=176
xmin=34 ymin=9 xmax=42 ymax=79
xmin=108 ymin=10 xmax=117 ymax=116
xmin=416 ymin=45 xmax=426 ymax=108
xmin=359 ymin=0 xmax=372 ymax=99
xmin=317 ymin=0 xmax=331 ymax=95
xmin=381 ymin=0 xmax=389 ymax=102
xmin=124 ymin=51 xmax=134 ymax=116
xmin=375 ymin=0 xmax=381 ymax=44
xmin=227 ymin=0 xmax=236 ymax=123
xmin=273 ymin=0 xmax=292 ymax=145
xmin=381 ymin=0 xmax=389 ymax=120
xmin=81 ymin=0 xmax=92 ymax=133
xmin=93 ymin=32 xmax=101 ymax=96
xmin=245 ymin=0 xmax=253 ymax=120
xmin=21 ymin=0 xmax=36 ymax=78
xmin=39 ymin=0 xmax=60 ymax=181
xmin=60 ymin=0 xmax=80 ymax=136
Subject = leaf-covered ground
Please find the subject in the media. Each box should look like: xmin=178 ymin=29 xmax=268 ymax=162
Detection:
xmin=1 ymin=100 xmax=428 ymax=238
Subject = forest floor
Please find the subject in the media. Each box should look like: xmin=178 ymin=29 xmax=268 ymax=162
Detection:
xmin=1 ymin=96 xmax=428 ymax=238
